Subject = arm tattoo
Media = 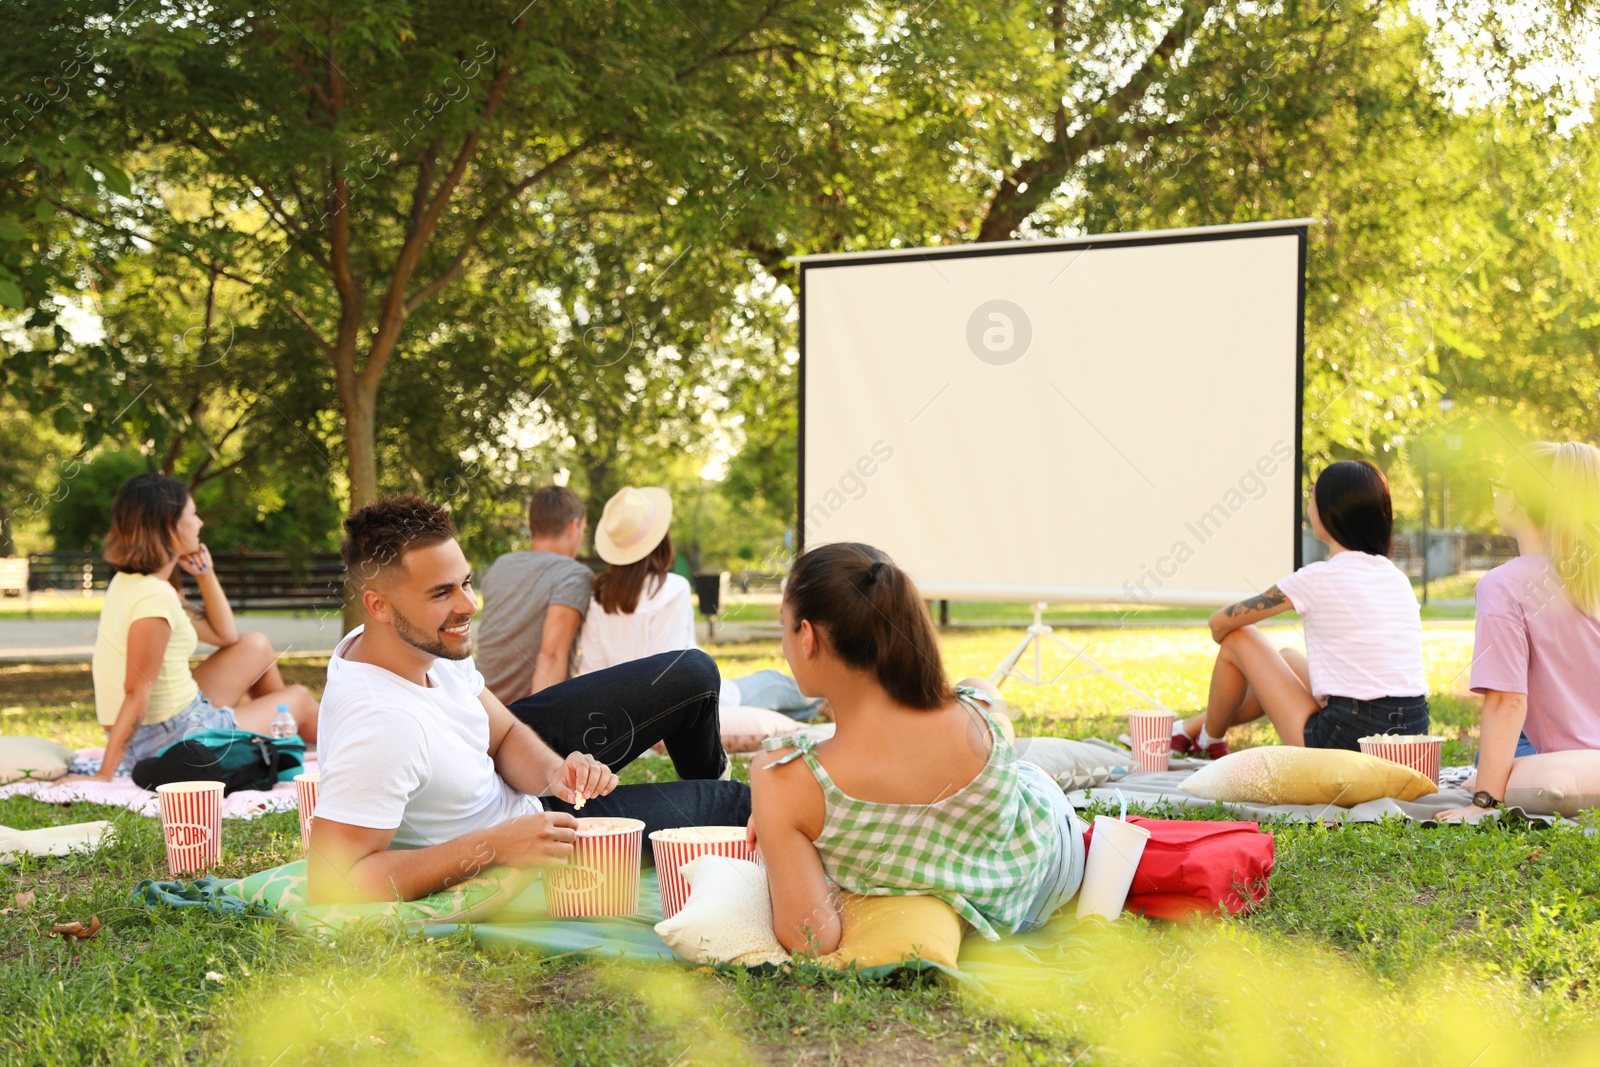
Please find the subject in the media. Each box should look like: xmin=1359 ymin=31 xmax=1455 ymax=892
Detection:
xmin=1224 ymin=585 xmax=1287 ymax=618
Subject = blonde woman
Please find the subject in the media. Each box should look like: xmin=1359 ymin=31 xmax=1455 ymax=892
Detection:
xmin=1439 ymin=443 xmax=1600 ymax=821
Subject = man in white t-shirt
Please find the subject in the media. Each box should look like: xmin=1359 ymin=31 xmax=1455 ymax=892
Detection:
xmin=310 ymin=495 xmax=749 ymax=905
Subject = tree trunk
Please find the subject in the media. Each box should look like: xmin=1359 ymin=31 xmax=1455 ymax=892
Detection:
xmin=579 ymin=451 xmax=614 ymax=530
xmin=339 ymin=376 xmax=380 ymax=633
xmin=0 ymin=504 xmax=14 ymax=558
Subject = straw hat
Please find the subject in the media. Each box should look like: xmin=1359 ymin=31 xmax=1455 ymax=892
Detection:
xmin=594 ymin=486 xmax=673 ymax=565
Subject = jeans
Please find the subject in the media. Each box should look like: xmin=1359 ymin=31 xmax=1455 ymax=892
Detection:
xmin=1302 ymin=694 xmax=1430 ymax=752
xmin=541 ymin=781 xmax=752 ymax=846
xmin=1016 ymin=761 xmax=1088 ymax=932
xmin=732 ymin=669 xmax=825 ymax=719
xmin=509 ymin=649 xmax=751 ymax=834
xmin=116 ymin=692 xmax=237 ymax=775
xmin=509 ymin=649 xmax=728 ymax=780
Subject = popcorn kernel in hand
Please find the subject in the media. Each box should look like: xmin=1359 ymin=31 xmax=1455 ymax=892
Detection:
xmin=573 ymin=793 xmax=586 ymax=810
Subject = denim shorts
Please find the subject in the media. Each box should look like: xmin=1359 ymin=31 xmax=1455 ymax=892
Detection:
xmin=1302 ymin=694 xmax=1429 ymax=752
xmin=115 ymin=691 xmax=238 ymax=775
xmin=1015 ymin=760 xmax=1089 ymax=933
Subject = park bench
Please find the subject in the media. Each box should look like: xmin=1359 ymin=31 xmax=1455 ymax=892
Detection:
xmin=25 ymin=550 xmax=346 ymax=613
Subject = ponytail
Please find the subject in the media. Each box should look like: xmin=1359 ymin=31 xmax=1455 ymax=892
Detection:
xmin=784 ymin=544 xmax=954 ymax=710
xmin=1506 ymin=442 xmax=1600 ymax=615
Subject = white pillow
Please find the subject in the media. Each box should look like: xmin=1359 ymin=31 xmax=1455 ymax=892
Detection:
xmin=0 ymin=737 xmax=76 ymax=784
xmin=1013 ymin=736 xmax=1133 ymax=791
xmin=654 ymin=855 xmax=790 ymax=966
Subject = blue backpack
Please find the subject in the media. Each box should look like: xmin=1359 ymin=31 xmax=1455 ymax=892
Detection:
xmin=132 ymin=729 xmax=306 ymax=795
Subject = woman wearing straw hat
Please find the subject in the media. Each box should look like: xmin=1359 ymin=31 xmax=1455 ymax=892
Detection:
xmin=578 ymin=487 xmax=818 ymax=748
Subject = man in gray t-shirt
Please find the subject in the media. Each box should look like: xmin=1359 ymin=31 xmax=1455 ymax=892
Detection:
xmin=477 ymin=486 xmax=594 ymax=704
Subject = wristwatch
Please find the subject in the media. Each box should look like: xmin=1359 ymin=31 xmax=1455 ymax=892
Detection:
xmin=1471 ymin=791 xmax=1501 ymax=810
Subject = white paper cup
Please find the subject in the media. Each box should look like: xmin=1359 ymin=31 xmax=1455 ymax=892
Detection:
xmin=156 ymin=781 xmax=224 ymax=876
xmin=293 ymin=773 xmax=319 ymax=851
xmin=1359 ymin=734 xmax=1444 ymax=785
xmin=649 ymin=826 xmax=757 ymax=919
xmin=546 ymin=817 xmax=645 ymax=918
xmin=1129 ymin=710 xmax=1177 ymax=772
xmin=1075 ymin=815 xmax=1152 ymax=921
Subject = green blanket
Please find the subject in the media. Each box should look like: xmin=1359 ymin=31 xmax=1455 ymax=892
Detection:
xmin=137 ymin=860 xmax=1093 ymax=983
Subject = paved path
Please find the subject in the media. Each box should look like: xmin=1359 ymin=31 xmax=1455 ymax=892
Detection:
xmin=0 ymin=614 xmax=347 ymax=663
xmin=0 ymin=614 xmax=784 ymax=663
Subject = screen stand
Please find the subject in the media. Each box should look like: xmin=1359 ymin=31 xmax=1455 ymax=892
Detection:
xmin=988 ymin=602 xmax=1171 ymax=711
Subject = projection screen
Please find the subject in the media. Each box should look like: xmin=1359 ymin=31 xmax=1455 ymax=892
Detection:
xmin=796 ymin=220 xmax=1310 ymax=607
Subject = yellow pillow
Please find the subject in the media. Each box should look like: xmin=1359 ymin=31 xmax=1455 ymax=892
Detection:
xmin=1182 ymin=745 xmax=1436 ymax=806
xmin=818 ymin=893 xmax=963 ymax=971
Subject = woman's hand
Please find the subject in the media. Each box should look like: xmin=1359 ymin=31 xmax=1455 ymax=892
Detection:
xmin=547 ymin=751 xmax=618 ymax=807
xmin=55 ymin=771 xmax=115 ymax=786
xmin=176 ymin=543 xmax=215 ymax=578
xmin=1434 ymin=806 xmax=1495 ymax=823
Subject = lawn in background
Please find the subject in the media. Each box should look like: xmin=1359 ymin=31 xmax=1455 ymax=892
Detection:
xmin=4 ymin=628 xmax=1599 ymax=1065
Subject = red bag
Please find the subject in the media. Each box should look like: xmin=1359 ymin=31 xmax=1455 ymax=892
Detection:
xmin=1081 ymin=817 xmax=1274 ymax=922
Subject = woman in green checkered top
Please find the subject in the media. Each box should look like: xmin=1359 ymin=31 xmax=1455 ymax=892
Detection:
xmin=750 ymin=543 xmax=1086 ymax=952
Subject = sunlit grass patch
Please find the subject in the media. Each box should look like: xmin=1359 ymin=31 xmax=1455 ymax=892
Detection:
xmin=5 ymin=627 xmax=1584 ymax=1065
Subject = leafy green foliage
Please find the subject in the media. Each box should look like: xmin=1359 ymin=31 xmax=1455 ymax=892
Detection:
xmin=4 ymin=0 xmax=1599 ymax=572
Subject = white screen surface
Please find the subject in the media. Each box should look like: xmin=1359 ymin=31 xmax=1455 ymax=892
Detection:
xmin=798 ymin=223 xmax=1306 ymax=606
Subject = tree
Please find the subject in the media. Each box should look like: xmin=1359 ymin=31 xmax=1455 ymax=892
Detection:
xmin=0 ymin=399 xmax=74 ymax=555
xmin=37 ymin=0 xmax=870 ymax=620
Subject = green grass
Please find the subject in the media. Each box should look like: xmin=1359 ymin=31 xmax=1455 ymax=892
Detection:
xmin=5 ymin=631 xmax=1600 ymax=1065
xmin=713 ymin=596 xmax=1479 ymax=626
xmin=1411 ymin=569 xmax=1485 ymax=601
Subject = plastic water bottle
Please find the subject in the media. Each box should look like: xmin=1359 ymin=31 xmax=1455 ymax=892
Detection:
xmin=269 ymin=703 xmax=297 ymax=740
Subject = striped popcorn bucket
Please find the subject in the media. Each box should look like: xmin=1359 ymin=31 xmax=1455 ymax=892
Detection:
xmin=156 ymin=781 xmax=224 ymax=876
xmin=294 ymin=773 xmax=319 ymax=852
xmin=546 ymin=817 xmax=645 ymax=918
xmin=1128 ymin=710 xmax=1177 ymax=773
xmin=649 ymin=826 xmax=758 ymax=919
xmin=1359 ymin=734 xmax=1444 ymax=785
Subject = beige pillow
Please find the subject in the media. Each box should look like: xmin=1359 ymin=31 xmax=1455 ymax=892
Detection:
xmin=1183 ymin=745 xmax=1436 ymax=806
xmin=0 ymin=737 xmax=76 ymax=784
xmin=721 ymin=706 xmax=809 ymax=754
xmin=1504 ymin=751 xmax=1600 ymax=817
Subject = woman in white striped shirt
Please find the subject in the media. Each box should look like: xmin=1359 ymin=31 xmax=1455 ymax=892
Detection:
xmin=1174 ymin=460 xmax=1428 ymax=759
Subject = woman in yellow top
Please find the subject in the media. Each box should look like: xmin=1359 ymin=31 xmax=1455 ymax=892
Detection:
xmin=69 ymin=474 xmax=319 ymax=781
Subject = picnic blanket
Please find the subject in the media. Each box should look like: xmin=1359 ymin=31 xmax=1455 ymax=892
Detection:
xmin=1069 ymin=765 xmax=1574 ymax=827
xmin=0 ymin=748 xmax=311 ymax=821
xmin=134 ymin=859 xmax=1095 ymax=986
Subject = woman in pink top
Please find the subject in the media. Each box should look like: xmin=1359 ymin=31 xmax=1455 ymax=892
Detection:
xmin=1175 ymin=461 xmax=1428 ymax=757
xmin=1437 ymin=443 xmax=1600 ymax=821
